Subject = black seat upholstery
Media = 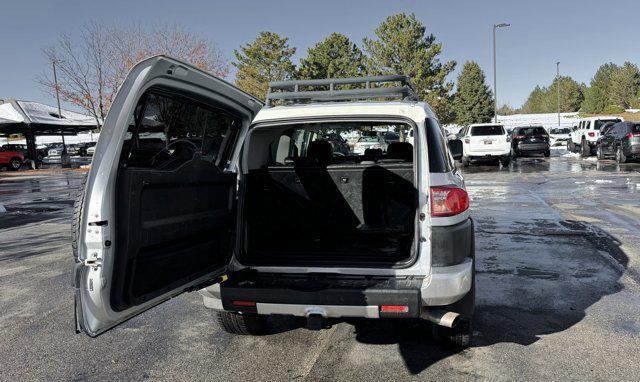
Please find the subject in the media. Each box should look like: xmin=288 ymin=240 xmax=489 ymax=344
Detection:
xmin=306 ymin=140 xmax=333 ymax=166
xmin=385 ymin=142 xmax=413 ymax=162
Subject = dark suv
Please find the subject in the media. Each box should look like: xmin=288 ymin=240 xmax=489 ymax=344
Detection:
xmin=510 ymin=126 xmax=550 ymax=158
xmin=596 ymin=121 xmax=640 ymax=163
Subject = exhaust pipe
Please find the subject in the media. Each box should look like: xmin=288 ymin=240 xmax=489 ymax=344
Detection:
xmin=422 ymin=309 xmax=460 ymax=328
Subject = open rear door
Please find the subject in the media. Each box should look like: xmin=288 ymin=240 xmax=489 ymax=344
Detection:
xmin=74 ymin=56 xmax=262 ymax=336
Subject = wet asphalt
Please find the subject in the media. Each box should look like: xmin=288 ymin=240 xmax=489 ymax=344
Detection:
xmin=1 ymin=151 xmax=639 ymax=381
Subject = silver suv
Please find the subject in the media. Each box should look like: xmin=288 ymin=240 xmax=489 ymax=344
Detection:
xmin=73 ymin=56 xmax=475 ymax=348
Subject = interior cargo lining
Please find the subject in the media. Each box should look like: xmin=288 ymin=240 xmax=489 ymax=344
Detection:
xmin=243 ymin=162 xmax=417 ymax=266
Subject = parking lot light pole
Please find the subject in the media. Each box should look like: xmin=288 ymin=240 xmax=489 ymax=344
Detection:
xmin=557 ymin=61 xmax=561 ymax=127
xmin=493 ymin=23 xmax=510 ymax=123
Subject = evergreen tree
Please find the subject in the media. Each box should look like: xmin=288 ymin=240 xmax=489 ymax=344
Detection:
xmin=297 ymin=33 xmax=365 ymax=80
xmin=609 ymin=62 xmax=640 ymax=109
xmin=521 ymin=86 xmax=545 ymax=113
xmin=521 ymin=77 xmax=584 ymax=113
xmin=581 ymin=63 xmax=619 ymax=113
xmin=233 ymin=32 xmax=296 ymax=100
xmin=363 ymin=13 xmax=456 ymax=123
xmin=544 ymin=76 xmax=585 ymax=112
xmin=453 ymin=61 xmax=494 ymax=125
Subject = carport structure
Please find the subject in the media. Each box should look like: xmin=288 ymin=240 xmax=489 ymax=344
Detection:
xmin=0 ymin=99 xmax=98 ymax=164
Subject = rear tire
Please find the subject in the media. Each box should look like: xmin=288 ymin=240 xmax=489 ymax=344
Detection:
xmin=510 ymin=147 xmax=518 ymax=158
xmin=616 ymin=147 xmax=627 ymax=164
xmin=597 ymin=145 xmax=604 ymax=160
xmin=432 ymin=319 xmax=473 ymax=350
xmin=461 ymin=156 xmax=470 ymax=167
xmin=544 ymin=150 xmax=550 ymax=158
xmin=216 ymin=311 xmax=267 ymax=335
xmin=500 ymin=156 xmax=510 ymax=167
xmin=8 ymin=157 xmax=22 ymax=171
xmin=568 ymin=140 xmax=575 ymax=152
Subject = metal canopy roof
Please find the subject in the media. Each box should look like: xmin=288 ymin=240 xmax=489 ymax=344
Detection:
xmin=0 ymin=99 xmax=98 ymax=137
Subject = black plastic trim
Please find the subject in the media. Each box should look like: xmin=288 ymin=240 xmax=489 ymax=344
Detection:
xmin=431 ymin=218 xmax=474 ymax=267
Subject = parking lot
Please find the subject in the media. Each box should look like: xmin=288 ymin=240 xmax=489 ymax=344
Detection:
xmin=1 ymin=152 xmax=639 ymax=381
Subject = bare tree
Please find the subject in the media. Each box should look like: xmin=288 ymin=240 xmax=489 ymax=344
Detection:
xmin=38 ymin=22 xmax=228 ymax=129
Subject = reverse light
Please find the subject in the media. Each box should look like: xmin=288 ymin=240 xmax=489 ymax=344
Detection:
xmin=430 ymin=187 xmax=469 ymax=217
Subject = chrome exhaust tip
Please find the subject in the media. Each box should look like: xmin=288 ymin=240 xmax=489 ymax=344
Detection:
xmin=422 ymin=309 xmax=460 ymax=328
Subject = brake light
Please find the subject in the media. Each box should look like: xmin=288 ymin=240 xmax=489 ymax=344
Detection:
xmin=588 ymin=132 xmax=595 ymax=137
xmin=464 ymin=138 xmax=470 ymax=144
xmin=514 ymin=134 xmax=524 ymax=139
xmin=626 ymin=133 xmax=640 ymax=138
xmin=430 ymin=187 xmax=469 ymax=217
xmin=380 ymin=305 xmax=409 ymax=313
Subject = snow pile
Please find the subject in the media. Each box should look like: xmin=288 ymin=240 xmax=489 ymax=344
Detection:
xmin=497 ymin=112 xmax=579 ymax=131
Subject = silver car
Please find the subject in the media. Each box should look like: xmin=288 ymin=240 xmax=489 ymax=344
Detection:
xmin=73 ymin=56 xmax=475 ymax=348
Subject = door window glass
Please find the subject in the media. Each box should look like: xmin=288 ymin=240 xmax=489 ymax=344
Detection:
xmin=121 ymin=92 xmax=240 ymax=169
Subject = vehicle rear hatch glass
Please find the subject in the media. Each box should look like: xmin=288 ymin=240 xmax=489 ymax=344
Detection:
xmin=471 ymin=125 xmax=504 ymax=136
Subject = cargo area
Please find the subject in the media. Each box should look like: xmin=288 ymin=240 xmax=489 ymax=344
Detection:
xmin=240 ymin=121 xmax=418 ymax=267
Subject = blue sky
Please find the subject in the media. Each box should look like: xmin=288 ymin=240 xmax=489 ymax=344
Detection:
xmin=1 ymin=0 xmax=639 ymax=111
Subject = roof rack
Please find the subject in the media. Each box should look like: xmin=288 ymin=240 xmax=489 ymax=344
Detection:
xmin=265 ymin=75 xmax=419 ymax=106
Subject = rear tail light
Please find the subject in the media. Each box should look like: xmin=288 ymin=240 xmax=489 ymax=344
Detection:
xmin=514 ymin=134 xmax=525 ymax=139
xmin=464 ymin=138 xmax=470 ymax=144
xmin=430 ymin=187 xmax=469 ymax=217
xmin=380 ymin=305 xmax=409 ymax=313
xmin=232 ymin=301 xmax=256 ymax=307
xmin=626 ymin=133 xmax=640 ymax=138
xmin=588 ymin=132 xmax=595 ymax=137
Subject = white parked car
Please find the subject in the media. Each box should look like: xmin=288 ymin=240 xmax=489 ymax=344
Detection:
xmin=459 ymin=123 xmax=511 ymax=167
xmin=352 ymin=132 xmax=388 ymax=154
xmin=72 ymin=57 xmax=475 ymax=349
xmin=548 ymin=127 xmax=571 ymax=146
xmin=568 ymin=116 xmax=623 ymax=156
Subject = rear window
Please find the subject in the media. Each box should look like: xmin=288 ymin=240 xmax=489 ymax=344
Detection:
xmin=516 ymin=127 xmax=547 ymax=136
xmin=471 ymin=125 xmax=504 ymax=136
xmin=550 ymin=128 xmax=570 ymax=134
xmin=594 ymin=119 xmax=621 ymax=130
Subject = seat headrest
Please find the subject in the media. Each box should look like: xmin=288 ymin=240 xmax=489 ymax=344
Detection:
xmin=386 ymin=142 xmax=413 ymax=161
xmin=306 ymin=140 xmax=333 ymax=166
xmin=364 ymin=148 xmax=383 ymax=158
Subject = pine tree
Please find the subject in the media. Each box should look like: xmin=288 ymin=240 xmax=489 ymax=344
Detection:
xmin=233 ymin=32 xmax=296 ymax=100
xmin=609 ymin=62 xmax=640 ymax=109
xmin=453 ymin=61 xmax=494 ymax=125
xmin=521 ymin=77 xmax=584 ymax=113
xmin=363 ymin=13 xmax=456 ymax=123
xmin=297 ymin=33 xmax=365 ymax=80
xmin=581 ymin=63 xmax=619 ymax=113
xmin=521 ymin=86 xmax=545 ymax=113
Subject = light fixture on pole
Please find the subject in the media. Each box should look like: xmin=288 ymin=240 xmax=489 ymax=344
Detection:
xmin=493 ymin=23 xmax=510 ymax=123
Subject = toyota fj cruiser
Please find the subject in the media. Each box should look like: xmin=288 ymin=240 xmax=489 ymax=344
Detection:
xmin=73 ymin=56 xmax=475 ymax=348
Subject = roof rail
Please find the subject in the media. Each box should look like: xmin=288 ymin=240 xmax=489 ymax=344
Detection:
xmin=265 ymin=75 xmax=419 ymax=106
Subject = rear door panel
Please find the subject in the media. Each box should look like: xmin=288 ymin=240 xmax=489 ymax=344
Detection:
xmin=75 ymin=56 xmax=262 ymax=336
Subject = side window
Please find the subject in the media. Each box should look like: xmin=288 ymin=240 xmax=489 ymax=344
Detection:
xmin=426 ymin=119 xmax=452 ymax=173
xmin=121 ymin=92 xmax=239 ymax=169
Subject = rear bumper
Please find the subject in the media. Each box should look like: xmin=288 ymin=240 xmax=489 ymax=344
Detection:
xmin=516 ymin=142 xmax=549 ymax=153
xmin=200 ymin=262 xmax=473 ymax=318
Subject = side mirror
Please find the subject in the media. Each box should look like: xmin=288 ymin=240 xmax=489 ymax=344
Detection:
xmin=448 ymin=139 xmax=463 ymax=160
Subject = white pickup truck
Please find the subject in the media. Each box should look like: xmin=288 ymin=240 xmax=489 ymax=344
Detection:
xmin=568 ymin=116 xmax=623 ymax=156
